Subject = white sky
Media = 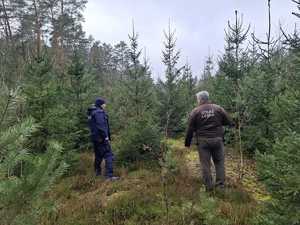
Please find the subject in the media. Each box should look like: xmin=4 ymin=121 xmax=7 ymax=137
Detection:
xmin=83 ymin=0 xmax=299 ymax=79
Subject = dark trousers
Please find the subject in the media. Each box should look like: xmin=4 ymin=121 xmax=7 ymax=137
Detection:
xmin=92 ymin=141 xmax=114 ymax=178
xmin=197 ymin=137 xmax=225 ymax=191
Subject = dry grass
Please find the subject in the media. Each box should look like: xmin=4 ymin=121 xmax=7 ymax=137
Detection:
xmin=40 ymin=139 xmax=264 ymax=225
xmin=183 ymin=140 xmax=269 ymax=202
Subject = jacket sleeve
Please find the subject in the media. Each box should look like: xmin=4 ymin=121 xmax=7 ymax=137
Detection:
xmin=185 ymin=111 xmax=197 ymax=147
xmin=94 ymin=111 xmax=109 ymax=139
xmin=220 ymin=107 xmax=234 ymax=127
xmin=107 ymin=116 xmax=111 ymax=141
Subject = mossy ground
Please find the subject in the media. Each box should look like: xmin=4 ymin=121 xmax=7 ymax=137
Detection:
xmin=41 ymin=139 xmax=267 ymax=225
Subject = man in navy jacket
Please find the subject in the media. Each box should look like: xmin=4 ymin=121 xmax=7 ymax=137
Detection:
xmin=88 ymin=98 xmax=118 ymax=180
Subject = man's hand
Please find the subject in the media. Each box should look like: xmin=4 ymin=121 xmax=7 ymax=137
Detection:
xmin=102 ymin=137 xmax=110 ymax=144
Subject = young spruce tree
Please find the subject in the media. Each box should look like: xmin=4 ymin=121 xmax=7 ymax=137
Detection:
xmin=255 ymin=4 xmax=300 ymax=223
xmin=221 ymin=10 xmax=250 ymax=178
xmin=117 ymin=26 xmax=160 ymax=165
xmin=157 ymin=22 xmax=185 ymax=137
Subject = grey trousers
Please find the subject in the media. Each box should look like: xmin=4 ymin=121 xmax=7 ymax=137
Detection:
xmin=197 ymin=137 xmax=225 ymax=191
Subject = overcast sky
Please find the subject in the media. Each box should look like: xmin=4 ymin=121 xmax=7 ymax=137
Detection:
xmin=83 ymin=0 xmax=298 ymax=79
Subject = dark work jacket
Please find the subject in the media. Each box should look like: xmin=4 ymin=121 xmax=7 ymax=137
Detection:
xmin=185 ymin=103 xmax=234 ymax=147
xmin=87 ymin=106 xmax=111 ymax=142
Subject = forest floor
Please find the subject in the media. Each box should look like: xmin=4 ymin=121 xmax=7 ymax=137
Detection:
xmin=42 ymin=139 xmax=269 ymax=225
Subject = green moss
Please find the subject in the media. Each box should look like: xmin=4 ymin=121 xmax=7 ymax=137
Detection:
xmin=103 ymin=191 xmax=163 ymax=225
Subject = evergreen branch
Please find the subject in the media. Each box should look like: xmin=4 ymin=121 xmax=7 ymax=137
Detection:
xmin=0 ymin=92 xmax=12 ymax=128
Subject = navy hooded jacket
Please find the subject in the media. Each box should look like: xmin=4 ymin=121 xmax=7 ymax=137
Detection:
xmin=87 ymin=105 xmax=111 ymax=142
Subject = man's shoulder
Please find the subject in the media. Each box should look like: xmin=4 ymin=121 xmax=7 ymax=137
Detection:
xmin=190 ymin=106 xmax=203 ymax=117
xmin=93 ymin=108 xmax=105 ymax=115
xmin=192 ymin=103 xmax=219 ymax=110
xmin=210 ymin=103 xmax=224 ymax=111
xmin=191 ymin=106 xmax=200 ymax=113
xmin=190 ymin=104 xmax=224 ymax=115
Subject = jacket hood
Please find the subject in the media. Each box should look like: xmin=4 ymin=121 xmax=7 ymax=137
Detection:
xmin=87 ymin=105 xmax=97 ymax=116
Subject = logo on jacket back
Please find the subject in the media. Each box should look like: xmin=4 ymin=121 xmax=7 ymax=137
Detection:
xmin=201 ymin=110 xmax=215 ymax=119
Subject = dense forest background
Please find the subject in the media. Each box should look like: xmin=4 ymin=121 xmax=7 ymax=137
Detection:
xmin=0 ymin=0 xmax=299 ymax=224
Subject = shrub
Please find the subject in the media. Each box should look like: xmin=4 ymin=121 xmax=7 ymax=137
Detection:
xmin=116 ymin=119 xmax=161 ymax=166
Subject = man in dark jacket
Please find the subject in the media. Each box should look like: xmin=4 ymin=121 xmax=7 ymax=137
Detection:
xmin=88 ymin=98 xmax=118 ymax=180
xmin=185 ymin=91 xmax=233 ymax=191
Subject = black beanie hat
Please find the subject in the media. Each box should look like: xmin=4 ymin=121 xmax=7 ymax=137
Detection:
xmin=95 ymin=98 xmax=106 ymax=107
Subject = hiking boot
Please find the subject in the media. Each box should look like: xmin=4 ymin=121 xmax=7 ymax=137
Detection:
xmin=95 ymin=170 xmax=101 ymax=177
xmin=215 ymin=183 xmax=225 ymax=192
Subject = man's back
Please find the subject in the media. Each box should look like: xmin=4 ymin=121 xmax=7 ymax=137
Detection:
xmin=185 ymin=103 xmax=233 ymax=146
xmin=88 ymin=106 xmax=110 ymax=142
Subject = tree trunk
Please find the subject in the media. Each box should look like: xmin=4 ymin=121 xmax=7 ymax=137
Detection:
xmin=1 ymin=0 xmax=13 ymax=40
xmin=33 ymin=0 xmax=41 ymax=58
xmin=234 ymin=10 xmax=244 ymax=180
